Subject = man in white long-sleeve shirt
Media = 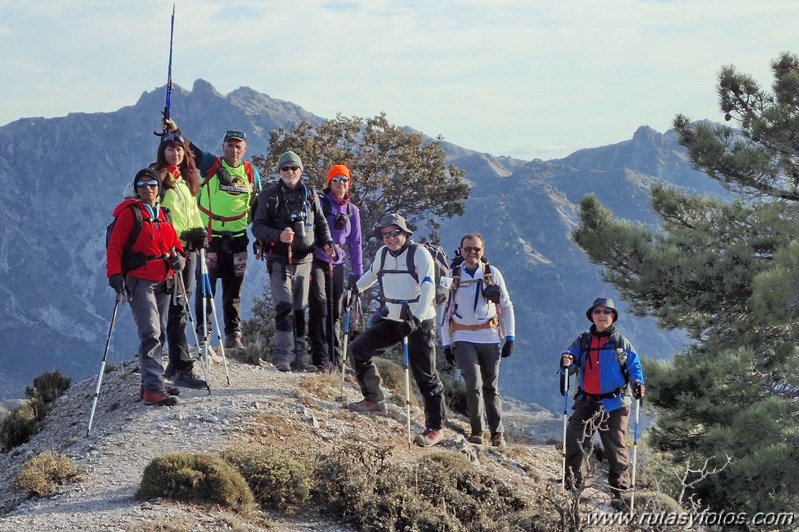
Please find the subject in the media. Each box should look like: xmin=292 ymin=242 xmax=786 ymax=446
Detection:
xmin=347 ymin=213 xmax=447 ymax=447
xmin=441 ymin=233 xmax=515 ymax=447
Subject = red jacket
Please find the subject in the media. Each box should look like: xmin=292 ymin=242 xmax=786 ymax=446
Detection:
xmin=106 ymin=199 xmax=183 ymax=281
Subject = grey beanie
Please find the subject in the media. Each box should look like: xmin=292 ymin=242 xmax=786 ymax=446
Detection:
xmin=278 ymin=151 xmax=303 ymax=170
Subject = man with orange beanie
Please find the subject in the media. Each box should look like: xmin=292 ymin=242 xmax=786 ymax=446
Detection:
xmin=308 ymin=164 xmax=364 ymax=371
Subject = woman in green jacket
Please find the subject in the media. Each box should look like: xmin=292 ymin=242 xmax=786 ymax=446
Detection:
xmin=154 ymin=133 xmax=208 ymax=390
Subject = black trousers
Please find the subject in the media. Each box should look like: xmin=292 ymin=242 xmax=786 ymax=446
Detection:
xmin=308 ymin=259 xmax=344 ymax=367
xmin=350 ymin=317 xmax=446 ymax=430
xmin=194 ymin=234 xmax=248 ymax=338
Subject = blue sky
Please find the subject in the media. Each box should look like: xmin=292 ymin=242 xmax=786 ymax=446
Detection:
xmin=1 ymin=1 xmax=796 ymax=160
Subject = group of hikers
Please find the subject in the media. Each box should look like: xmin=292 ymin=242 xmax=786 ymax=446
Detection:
xmin=104 ymin=119 xmax=646 ymax=508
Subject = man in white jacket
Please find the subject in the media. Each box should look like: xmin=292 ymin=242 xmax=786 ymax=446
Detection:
xmin=441 ymin=232 xmax=515 ymax=447
xmin=348 ymin=213 xmax=447 ymax=447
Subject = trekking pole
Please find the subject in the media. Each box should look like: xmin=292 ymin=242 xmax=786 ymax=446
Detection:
xmin=561 ymin=368 xmax=570 ymax=489
xmin=328 ymin=254 xmax=335 ymax=369
xmin=339 ymin=290 xmax=351 ymax=397
xmin=630 ymin=397 xmax=641 ymax=515
xmin=175 ymin=265 xmax=210 ymax=395
xmin=199 ymin=248 xmax=211 ymax=383
xmin=154 ymin=4 xmax=175 ymax=137
xmin=87 ymin=292 xmax=124 ymax=436
xmin=403 ymin=334 xmax=412 ymax=450
xmin=199 ymin=248 xmax=231 ymax=385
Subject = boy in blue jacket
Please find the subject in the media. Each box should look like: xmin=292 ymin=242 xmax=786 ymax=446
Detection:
xmin=561 ymin=297 xmax=646 ymax=509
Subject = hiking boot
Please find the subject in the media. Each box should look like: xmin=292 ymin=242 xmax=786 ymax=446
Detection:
xmin=173 ymin=368 xmax=208 ymax=390
xmin=347 ymin=400 xmax=387 ymax=414
xmin=163 ymin=362 xmax=176 ymax=380
xmin=223 ymin=331 xmax=244 ymax=350
xmin=142 ymin=389 xmax=179 ymax=406
xmin=139 ymin=385 xmax=180 ymax=398
xmin=291 ymin=362 xmax=317 ymax=373
xmin=197 ymin=342 xmax=217 ymax=358
xmin=468 ymin=433 xmax=485 ymax=445
xmin=610 ymin=495 xmax=626 ymax=511
xmin=275 ymin=361 xmax=292 ymax=372
xmin=491 ymin=432 xmax=507 ymax=448
xmin=415 ymin=428 xmax=444 ymax=447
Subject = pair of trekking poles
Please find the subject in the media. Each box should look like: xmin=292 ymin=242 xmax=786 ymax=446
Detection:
xmin=560 ymin=370 xmax=641 ymax=515
xmin=87 ymin=247 xmax=230 ymax=436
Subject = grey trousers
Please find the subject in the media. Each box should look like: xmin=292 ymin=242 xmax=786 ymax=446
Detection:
xmin=127 ymin=276 xmax=170 ymax=392
xmin=565 ymin=400 xmax=631 ymax=495
xmin=267 ymin=259 xmax=312 ymax=365
xmin=453 ymin=341 xmax=504 ymax=435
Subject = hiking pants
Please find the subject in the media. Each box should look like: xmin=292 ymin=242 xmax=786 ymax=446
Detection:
xmin=453 ymin=341 xmax=504 ymax=436
xmin=565 ymin=400 xmax=631 ymax=495
xmin=127 ymin=276 xmax=170 ymax=392
xmin=351 ymin=317 xmax=446 ymax=430
xmin=166 ymin=250 xmax=196 ymax=372
xmin=308 ymin=259 xmax=344 ymax=368
xmin=194 ymin=234 xmax=248 ymax=339
xmin=267 ymin=259 xmax=312 ymax=366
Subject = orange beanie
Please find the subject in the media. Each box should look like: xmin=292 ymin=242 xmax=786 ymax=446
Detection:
xmin=327 ymin=164 xmax=352 ymax=184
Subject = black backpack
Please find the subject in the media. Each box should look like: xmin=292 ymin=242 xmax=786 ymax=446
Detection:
xmin=106 ymin=204 xmax=172 ymax=274
xmin=379 ymin=241 xmax=450 ymax=307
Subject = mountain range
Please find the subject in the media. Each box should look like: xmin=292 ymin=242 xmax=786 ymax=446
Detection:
xmin=0 ymin=79 xmax=724 ymax=411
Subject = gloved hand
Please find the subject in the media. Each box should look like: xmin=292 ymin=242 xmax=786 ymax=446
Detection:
xmin=347 ymin=272 xmax=359 ymax=293
xmin=399 ymin=315 xmax=420 ymax=338
xmin=168 ymin=252 xmax=185 ymax=271
xmin=632 ymin=381 xmax=646 ymax=400
xmin=501 ymin=340 xmax=514 ymax=358
xmin=181 ymin=227 xmax=208 ymax=250
xmin=444 ymin=345 xmax=455 ymax=365
xmin=109 ymin=274 xmax=126 ymax=295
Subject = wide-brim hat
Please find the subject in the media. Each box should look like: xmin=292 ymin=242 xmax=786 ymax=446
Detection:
xmin=586 ymin=297 xmax=619 ymax=322
xmin=373 ymin=213 xmax=413 ymax=239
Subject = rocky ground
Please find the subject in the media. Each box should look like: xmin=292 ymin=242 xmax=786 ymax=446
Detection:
xmin=0 ymin=352 xmax=624 ymax=531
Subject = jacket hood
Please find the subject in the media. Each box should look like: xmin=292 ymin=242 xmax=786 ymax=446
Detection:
xmin=112 ymin=198 xmax=143 ymax=217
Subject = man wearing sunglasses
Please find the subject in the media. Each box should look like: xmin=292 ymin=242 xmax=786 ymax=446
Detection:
xmin=347 ymin=213 xmax=447 ymax=448
xmin=440 ymin=233 xmax=515 ymax=448
xmin=163 ymin=118 xmax=261 ymax=354
xmin=252 ymin=151 xmax=334 ymax=373
xmin=560 ymin=297 xmax=646 ymax=510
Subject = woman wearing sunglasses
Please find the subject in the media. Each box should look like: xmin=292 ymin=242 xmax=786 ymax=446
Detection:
xmin=308 ymin=164 xmax=364 ymax=372
xmin=106 ymin=169 xmax=186 ymax=406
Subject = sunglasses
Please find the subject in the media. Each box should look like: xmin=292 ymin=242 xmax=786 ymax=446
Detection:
xmin=281 ymin=166 xmax=301 ymax=172
xmin=162 ymin=133 xmax=185 ymax=144
xmin=381 ymin=228 xmax=403 ymax=239
xmin=592 ymin=309 xmax=614 ymax=315
xmin=224 ymin=130 xmax=246 ymax=141
xmin=136 ymin=180 xmax=159 ymax=188
xmin=462 ymin=246 xmax=482 ymax=253
xmin=331 ymin=176 xmax=349 ymax=183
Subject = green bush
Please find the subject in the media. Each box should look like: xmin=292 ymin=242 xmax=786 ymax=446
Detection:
xmin=0 ymin=397 xmax=45 ymax=451
xmin=314 ymin=444 xmax=534 ymax=531
xmin=222 ymin=446 xmax=311 ymax=511
xmin=373 ymin=357 xmax=420 ymax=407
xmin=13 ymin=450 xmax=78 ymax=496
xmin=439 ymin=369 xmax=468 ymax=416
xmin=136 ymin=451 xmax=254 ymax=510
xmin=25 ymin=370 xmax=71 ymax=404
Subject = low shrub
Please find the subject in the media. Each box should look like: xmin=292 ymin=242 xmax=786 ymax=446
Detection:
xmin=14 ymin=450 xmax=78 ymax=496
xmin=25 ymin=370 xmax=71 ymax=404
xmin=222 ymin=446 xmax=311 ymax=511
xmin=0 ymin=397 xmax=45 ymax=451
xmin=373 ymin=357 xmax=420 ymax=408
xmin=136 ymin=451 xmax=254 ymax=510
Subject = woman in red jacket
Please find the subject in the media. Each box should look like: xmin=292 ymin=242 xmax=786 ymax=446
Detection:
xmin=106 ymin=168 xmax=185 ymax=406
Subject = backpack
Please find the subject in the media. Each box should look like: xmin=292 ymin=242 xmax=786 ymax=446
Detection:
xmin=449 ymin=254 xmax=493 ymax=290
xmin=202 ymin=157 xmax=256 ymax=189
xmin=379 ymin=241 xmax=450 ymax=307
xmin=574 ymin=331 xmax=631 ymax=399
xmin=106 ymin=204 xmax=172 ymax=274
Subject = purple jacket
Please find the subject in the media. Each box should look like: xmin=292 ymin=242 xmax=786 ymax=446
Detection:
xmin=313 ymin=191 xmax=364 ymax=275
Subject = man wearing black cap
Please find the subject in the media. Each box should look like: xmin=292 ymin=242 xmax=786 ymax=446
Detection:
xmin=347 ymin=213 xmax=447 ymax=448
xmin=163 ymin=118 xmax=261 ymax=354
xmin=560 ymin=297 xmax=646 ymax=510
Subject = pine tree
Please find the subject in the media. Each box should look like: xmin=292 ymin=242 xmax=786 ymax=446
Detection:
xmin=572 ymin=53 xmax=799 ymax=513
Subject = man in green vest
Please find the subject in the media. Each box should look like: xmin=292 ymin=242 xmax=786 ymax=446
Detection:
xmin=164 ymin=118 xmax=261 ymax=353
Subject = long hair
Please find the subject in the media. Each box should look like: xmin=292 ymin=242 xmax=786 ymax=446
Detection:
xmin=155 ymin=134 xmax=200 ymax=196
